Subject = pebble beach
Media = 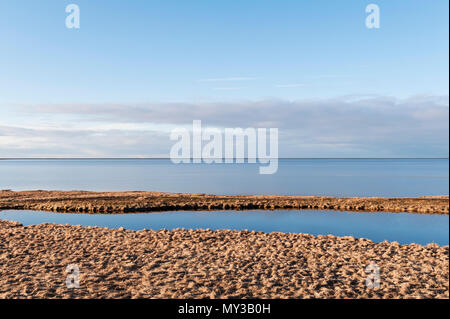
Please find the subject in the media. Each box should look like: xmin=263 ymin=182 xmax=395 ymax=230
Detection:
xmin=0 ymin=219 xmax=448 ymax=299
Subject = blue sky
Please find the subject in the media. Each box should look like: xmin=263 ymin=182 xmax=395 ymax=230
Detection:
xmin=0 ymin=0 xmax=448 ymax=157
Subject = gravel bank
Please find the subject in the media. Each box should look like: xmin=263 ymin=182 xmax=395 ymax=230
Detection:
xmin=0 ymin=220 xmax=447 ymax=299
xmin=0 ymin=190 xmax=448 ymax=214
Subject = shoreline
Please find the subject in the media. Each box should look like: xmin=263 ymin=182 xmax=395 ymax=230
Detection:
xmin=1 ymin=191 xmax=448 ymax=299
xmin=0 ymin=219 xmax=448 ymax=299
xmin=1 ymin=190 xmax=448 ymax=214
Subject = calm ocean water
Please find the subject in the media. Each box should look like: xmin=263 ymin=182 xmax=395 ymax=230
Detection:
xmin=0 ymin=159 xmax=448 ymax=196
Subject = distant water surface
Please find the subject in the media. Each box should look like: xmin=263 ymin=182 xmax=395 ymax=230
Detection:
xmin=0 ymin=159 xmax=448 ymax=197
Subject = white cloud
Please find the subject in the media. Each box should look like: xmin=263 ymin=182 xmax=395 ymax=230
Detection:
xmin=213 ymin=87 xmax=242 ymax=91
xmin=317 ymin=75 xmax=345 ymax=79
xmin=275 ymin=83 xmax=305 ymax=88
xmin=2 ymin=95 xmax=448 ymax=158
xmin=199 ymin=77 xmax=258 ymax=82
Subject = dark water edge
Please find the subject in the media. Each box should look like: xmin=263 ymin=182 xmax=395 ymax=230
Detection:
xmin=0 ymin=158 xmax=448 ymax=197
xmin=0 ymin=209 xmax=448 ymax=245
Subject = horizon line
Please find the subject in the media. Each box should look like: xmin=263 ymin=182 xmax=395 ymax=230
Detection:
xmin=0 ymin=157 xmax=448 ymax=160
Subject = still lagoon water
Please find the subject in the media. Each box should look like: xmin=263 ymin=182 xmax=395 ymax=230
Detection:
xmin=0 ymin=159 xmax=448 ymax=197
xmin=0 ymin=209 xmax=448 ymax=245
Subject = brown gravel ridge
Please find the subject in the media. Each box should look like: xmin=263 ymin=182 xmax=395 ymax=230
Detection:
xmin=0 ymin=190 xmax=448 ymax=214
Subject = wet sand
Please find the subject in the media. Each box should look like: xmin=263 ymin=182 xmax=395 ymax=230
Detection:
xmin=0 ymin=190 xmax=448 ymax=214
xmin=0 ymin=219 xmax=448 ymax=299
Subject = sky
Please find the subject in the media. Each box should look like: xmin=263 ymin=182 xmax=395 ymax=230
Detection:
xmin=0 ymin=0 xmax=448 ymax=158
